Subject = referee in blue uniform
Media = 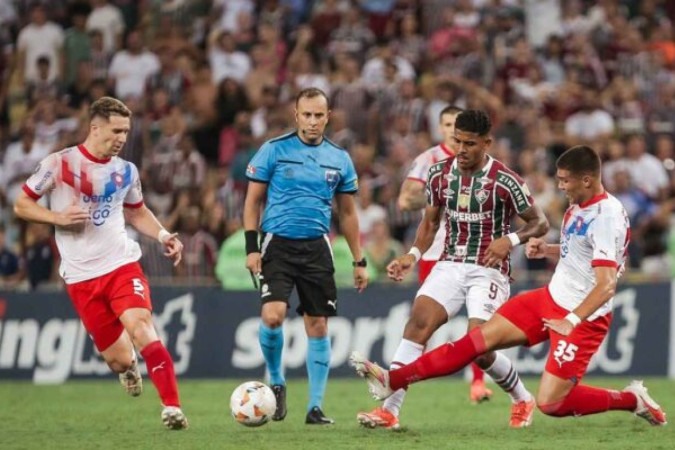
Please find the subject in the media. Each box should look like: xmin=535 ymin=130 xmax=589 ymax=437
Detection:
xmin=244 ymin=88 xmax=369 ymax=424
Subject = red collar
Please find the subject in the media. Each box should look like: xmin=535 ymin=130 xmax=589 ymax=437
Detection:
xmin=78 ymin=144 xmax=111 ymax=164
xmin=578 ymin=191 xmax=608 ymax=208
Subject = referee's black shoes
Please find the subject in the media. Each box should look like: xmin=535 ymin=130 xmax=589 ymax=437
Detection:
xmin=305 ymin=406 xmax=334 ymax=425
xmin=271 ymin=384 xmax=287 ymax=421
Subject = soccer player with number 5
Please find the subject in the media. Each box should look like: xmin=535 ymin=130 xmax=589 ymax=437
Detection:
xmin=14 ymin=97 xmax=188 ymax=430
xmin=352 ymin=145 xmax=667 ymax=428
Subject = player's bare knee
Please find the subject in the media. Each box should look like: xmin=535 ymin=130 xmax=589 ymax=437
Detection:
xmin=403 ymin=316 xmax=437 ymax=342
xmin=127 ymin=317 xmax=157 ymax=348
xmin=261 ymin=313 xmax=284 ymax=328
xmin=536 ymin=393 xmax=565 ymax=416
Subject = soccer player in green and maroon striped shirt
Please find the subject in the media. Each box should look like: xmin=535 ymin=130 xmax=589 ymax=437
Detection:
xmin=356 ymin=110 xmax=549 ymax=430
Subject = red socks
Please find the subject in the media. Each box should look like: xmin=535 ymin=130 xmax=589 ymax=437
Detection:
xmin=141 ymin=340 xmax=181 ymax=407
xmin=539 ymin=384 xmax=637 ymax=417
xmin=390 ymin=328 xmax=486 ymax=391
xmin=471 ymin=362 xmax=484 ymax=382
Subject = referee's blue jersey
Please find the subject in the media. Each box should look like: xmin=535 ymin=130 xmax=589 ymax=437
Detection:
xmin=246 ymin=131 xmax=358 ymax=239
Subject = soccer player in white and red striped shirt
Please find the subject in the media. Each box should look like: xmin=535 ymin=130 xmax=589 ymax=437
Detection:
xmin=352 ymin=145 xmax=667 ymax=427
xmin=14 ymin=97 xmax=188 ymax=430
xmin=357 ymin=110 xmax=549 ymax=430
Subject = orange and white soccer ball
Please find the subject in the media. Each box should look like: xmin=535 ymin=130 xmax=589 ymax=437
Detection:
xmin=230 ymin=381 xmax=277 ymax=427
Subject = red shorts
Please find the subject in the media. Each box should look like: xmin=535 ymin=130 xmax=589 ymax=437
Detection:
xmin=497 ymin=287 xmax=611 ymax=383
xmin=65 ymin=262 xmax=152 ymax=352
xmin=418 ymin=259 xmax=437 ymax=284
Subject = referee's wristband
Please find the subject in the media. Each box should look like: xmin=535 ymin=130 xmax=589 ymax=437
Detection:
xmin=407 ymin=247 xmax=422 ymax=262
xmin=565 ymin=312 xmax=582 ymax=327
xmin=506 ymin=233 xmax=521 ymax=247
xmin=245 ymin=230 xmax=260 ymax=254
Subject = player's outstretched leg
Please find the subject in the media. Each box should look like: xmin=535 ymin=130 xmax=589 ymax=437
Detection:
xmin=624 ymin=381 xmax=668 ymax=426
xmin=118 ymin=354 xmax=143 ymax=397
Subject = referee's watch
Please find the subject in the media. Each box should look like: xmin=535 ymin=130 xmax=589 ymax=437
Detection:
xmin=352 ymin=257 xmax=367 ymax=268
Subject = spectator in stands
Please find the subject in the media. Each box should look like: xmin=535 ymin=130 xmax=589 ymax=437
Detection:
xmin=208 ymin=30 xmax=251 ymax=85
xmin=86 ymin=0 xmax=125 ymax=53
xmin=108 ymin=29 xmax=160 ymax=99
xmin=16 ymin=4 xmax=64 ymax=84
xmin=63 ymin=2 xmax=92 ymax=87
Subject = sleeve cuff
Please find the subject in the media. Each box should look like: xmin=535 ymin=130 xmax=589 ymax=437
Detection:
xmin=245 ymin=177 xmax=269 ymax=183
xmin=123 ymin=201 xmax=144 ymax=209
xmin=591 ymin=259 xmax=618 ymax=268
xmin=22 ymin=185 xmax=41 ymax=200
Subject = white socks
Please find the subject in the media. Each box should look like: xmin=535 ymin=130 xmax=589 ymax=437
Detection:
xmin=383 ymin=339 xmax=425 ymax=416
xmin=484 ymin=352 xmax=533 ymax=403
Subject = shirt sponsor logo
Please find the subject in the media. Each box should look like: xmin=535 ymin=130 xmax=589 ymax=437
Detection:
xmin=82 ymin=195 xmax=113 ymax=203
xmin=448 ymin=210 xmax=493 ymax=222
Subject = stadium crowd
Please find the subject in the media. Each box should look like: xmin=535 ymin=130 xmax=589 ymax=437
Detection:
xmin=0 ymin=0 xmax=674 ymax=290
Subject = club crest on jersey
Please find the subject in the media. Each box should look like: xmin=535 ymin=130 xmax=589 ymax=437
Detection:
xmin=325 ymin=169 xmax=339 ymax=189
xmin=458 ymin=193 xmax=470 ymax=209
xmin=111 ymin=172 xmax=124 ymax=187
xmin=475 ymin=189 xmax=490 ymax=205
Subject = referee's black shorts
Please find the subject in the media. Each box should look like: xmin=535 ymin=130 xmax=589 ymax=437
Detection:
xmin=259 ymin=233 xmax=338 ymax=317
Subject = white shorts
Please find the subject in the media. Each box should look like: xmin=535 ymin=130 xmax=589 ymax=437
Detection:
xmin=416 ymin=261 xmax=510 ymax=321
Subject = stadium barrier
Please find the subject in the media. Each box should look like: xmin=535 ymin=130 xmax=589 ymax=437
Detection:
xmin=0 ymin=282 xmax=673 ymax=383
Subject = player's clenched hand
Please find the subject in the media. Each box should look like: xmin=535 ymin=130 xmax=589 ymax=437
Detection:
xmin=483 ymin=236 xmax=511 ymax=268
xmin=542 ymin=317 xmax=574 ymax=336
xmin=246 ymin=252 xmax=262 ymax=276
xmin=162 ymin=232 xmax=183 ymax=266
xmin=525 ymin=238 xmax=547 ymax=259
xmin=354 ymin=266 xmax=368 ymax=292
xmin=55 ymin=204 xmax=90 ymax=231
xmin=386 ymin=254 xmax=416 ymax=282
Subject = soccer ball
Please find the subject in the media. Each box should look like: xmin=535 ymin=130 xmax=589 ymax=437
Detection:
xmin=230 ymin=381 xmax=277 ymax=427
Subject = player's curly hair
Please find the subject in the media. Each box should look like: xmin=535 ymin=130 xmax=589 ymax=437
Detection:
xmin=89 ymin=97 xmax=132 ymax=121
xmin=556 ymin=145 xmax=601 ymax=177
xmin=455 ymin=110 xmax=491 ymax=136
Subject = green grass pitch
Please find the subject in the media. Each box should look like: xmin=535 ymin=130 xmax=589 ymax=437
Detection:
xmin=1 ymin=378 xmax=673 ymax=449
